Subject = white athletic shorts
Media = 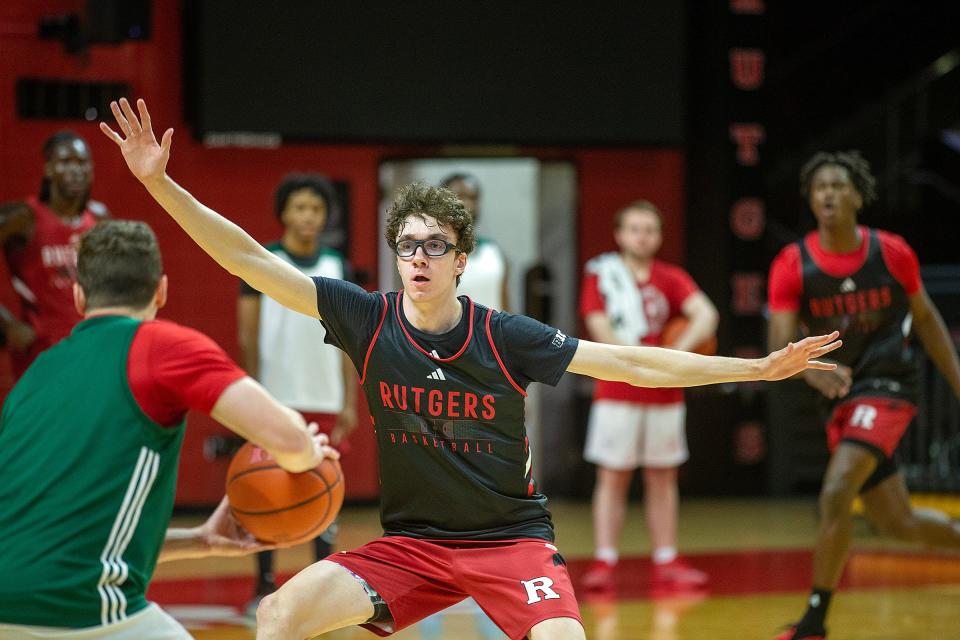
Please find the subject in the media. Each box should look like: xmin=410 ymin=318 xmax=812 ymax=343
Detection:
xmin=0 ymin=604 xmax=191 ymax=639
xmin=583 ymin=400 xmax=688 ymax=469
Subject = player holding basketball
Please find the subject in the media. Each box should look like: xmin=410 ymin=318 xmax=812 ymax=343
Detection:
xmin=0 ymin=220 xmax=338 ymax=639
xmin=767 ymin=151 xmax=960 ymax=640
xmin=0 ymin=131 xmax=109 ymax=377
xmin=101 ymin=98 xmax=841 ymax=640
xmin=580 ymin=200 xmax=718 ymax=593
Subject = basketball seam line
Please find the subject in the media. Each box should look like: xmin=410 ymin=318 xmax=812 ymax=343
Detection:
xmin=227 ymin=463 xmax=323 ymax=483
xmin=230 ymin=471 xmax=342 ymax=516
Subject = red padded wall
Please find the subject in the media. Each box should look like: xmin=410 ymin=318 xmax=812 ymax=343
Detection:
xmin=0 ymin=1 xmax=684 ymax=505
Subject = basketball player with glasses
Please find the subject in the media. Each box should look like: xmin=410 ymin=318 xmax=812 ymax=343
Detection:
xmin=102 ymin=97 xmax=842 ymax=640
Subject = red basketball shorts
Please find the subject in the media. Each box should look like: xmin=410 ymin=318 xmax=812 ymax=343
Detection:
xmin=327 ymin=536 xmax=583 ymax=639
xmin=826 ymin=396 xmax=917 ymax=458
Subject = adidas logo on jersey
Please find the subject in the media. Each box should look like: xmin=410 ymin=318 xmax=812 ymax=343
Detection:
xmin=427 ymin=368 xmax=446 ymax=381
xmin=840 ymin=277 xmax=856 ymax=292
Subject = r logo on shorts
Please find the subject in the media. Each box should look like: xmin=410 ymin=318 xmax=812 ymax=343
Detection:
xmin=849 ymin=404 xmax=878 ymax=429
xmin=826 ymin=396 xmax=917 ymax=458
xmin=328 ymin=537 xmax=583 ymax=639
xmin=521 ymin=577 xmax=560 ymax=604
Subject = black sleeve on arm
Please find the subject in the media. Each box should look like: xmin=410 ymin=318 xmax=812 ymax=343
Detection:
xmin=313 ymin=276 xmax=384 ymax=365
xmin=494 ymin=312 xmax=579 ymax=388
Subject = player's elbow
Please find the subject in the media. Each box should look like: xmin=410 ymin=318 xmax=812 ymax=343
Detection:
xmin=624 ymin=365 xmax=669 ymax=389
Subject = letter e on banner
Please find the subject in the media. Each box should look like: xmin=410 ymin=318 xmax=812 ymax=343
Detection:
xmin=729 ymin=123 xmax=766 ymax=166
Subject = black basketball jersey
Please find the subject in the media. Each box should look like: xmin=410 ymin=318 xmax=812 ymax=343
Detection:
xmin=797 ymin=228 xmax=918 ymax=400
xmin=315 ymin=279 xmax=578 ymax=541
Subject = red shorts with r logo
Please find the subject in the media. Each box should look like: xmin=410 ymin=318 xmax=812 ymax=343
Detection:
xmin=826 ymin=396 xmax=917 ymax=457
xmin=327 ymin=536 xmax=582 ymax=640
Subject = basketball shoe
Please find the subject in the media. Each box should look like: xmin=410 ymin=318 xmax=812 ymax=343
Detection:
xmin=773 ymin=624 xmax=827 ymax=640
xmin=581 ymin=559 xmax=617 ymax=591
xmin=650 ymin=557 xmax=708 ymax=590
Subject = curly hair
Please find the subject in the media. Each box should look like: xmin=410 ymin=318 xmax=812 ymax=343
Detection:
xmin=799 ymin=150 xmax=878 ymax=208
xmin=384 ymin=182 xmax=476 ymax=257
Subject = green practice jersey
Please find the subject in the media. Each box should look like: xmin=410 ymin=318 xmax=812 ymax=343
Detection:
xmin=0 ymin=316 xmax=185 ymax=628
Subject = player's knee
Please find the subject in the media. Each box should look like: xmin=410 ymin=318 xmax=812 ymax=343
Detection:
xmin=255 ymin=592 xmax=293 ymax=638
xmin=596 ymin=468 xmax=632 ymax=494
xmin=818 ymin=479 xmax=857 ymax=518
xmin=528 ymin=616 xmax=586 ymax=640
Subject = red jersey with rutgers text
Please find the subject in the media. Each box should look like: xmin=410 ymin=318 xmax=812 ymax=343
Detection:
xmin=580 ymin=256 xmax=700 ymax=404
xmin=768 ymin=226 xmax=921 ymax=400
xmin=315 ymin=278 xmax=579 ymax=542
xmin=4 ymin=196 xmax=99 ymax=351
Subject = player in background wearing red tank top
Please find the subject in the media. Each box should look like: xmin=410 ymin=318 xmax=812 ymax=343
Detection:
xmin=768 ymin=151 xmax=960 ymax=640
xmin=0 ymin=131 xmax=109 ymax=377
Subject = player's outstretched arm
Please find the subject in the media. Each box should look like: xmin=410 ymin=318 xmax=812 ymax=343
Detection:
xmin=567 ymin=332 xmax=841 ymax=388
xmin=211 ymin=376 xmax=340 ymax=473
xmin=100 ymin=98 xmax=319 ymax=319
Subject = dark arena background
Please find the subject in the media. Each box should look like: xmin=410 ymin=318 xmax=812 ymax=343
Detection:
xmin=1 ymin=1 xmax=959 ymax=638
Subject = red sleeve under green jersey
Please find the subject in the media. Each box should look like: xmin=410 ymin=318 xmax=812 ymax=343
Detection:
xmin=127 ymin=320 xmax=247 ymax=426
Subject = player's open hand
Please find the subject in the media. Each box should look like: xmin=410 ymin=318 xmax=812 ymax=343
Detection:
xmin=803 ymin=364 xmax=852 ymax=399
xmin=200 ymin=496 xmax=277 ymax=556
xmin=99 ymin=98 xmax=172 ymax=185
xmin=760 ymin=332 xmax=842 ymax=381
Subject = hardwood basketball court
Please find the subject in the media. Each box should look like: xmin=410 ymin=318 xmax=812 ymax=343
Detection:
xmin=152 ymin=499 xmax=960 ymax=639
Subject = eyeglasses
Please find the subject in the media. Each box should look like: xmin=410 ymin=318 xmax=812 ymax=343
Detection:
xmin=395 ymin=238 xmax=459 ymax=258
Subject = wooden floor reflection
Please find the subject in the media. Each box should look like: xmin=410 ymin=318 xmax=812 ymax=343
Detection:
xmin=154 ymin=499 xmax=960 ymax=639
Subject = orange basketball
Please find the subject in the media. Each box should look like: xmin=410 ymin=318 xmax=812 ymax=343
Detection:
xmin=226 ymin=442 xmax=344 ymax=545
xmin=661 ymin=316 xmax=717 ymax=356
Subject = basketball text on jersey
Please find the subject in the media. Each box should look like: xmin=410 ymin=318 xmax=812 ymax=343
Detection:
xmin=379 ymin=382 xmax=497 ymax=454
xmin=41 ymin=243 xmax=79 ymax=269
xmin=808 ymin=284 xmax=892 ymax=320
xmin=379 ymin=383 xmax=495 ymax=419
